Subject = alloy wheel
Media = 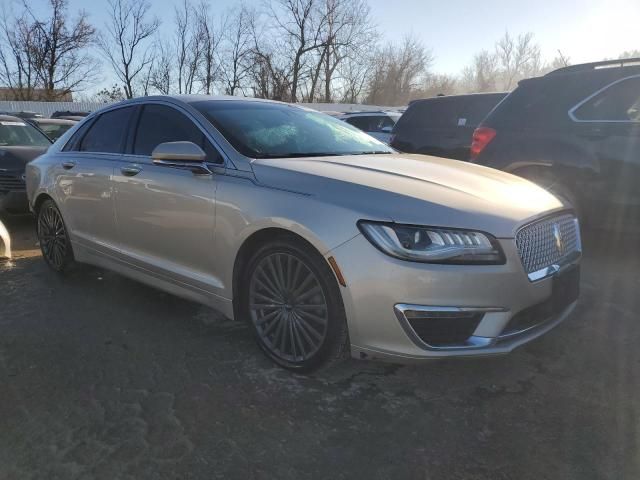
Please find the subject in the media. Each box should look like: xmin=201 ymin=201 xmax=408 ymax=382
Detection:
xmin=38 ymin=203 xmax=68 ymax=270
xmin=248 ymin=252 xmax=329 ymax=363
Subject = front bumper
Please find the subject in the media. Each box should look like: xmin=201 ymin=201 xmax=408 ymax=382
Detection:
xmin=328 ymin=234 xmax=579 ymax=363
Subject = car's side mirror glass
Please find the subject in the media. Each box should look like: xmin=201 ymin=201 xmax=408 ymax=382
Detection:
xmin=381 ymin=126 xmax=393 ymax=133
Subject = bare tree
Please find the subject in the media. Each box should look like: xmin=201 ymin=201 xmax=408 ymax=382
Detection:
xmin=0 ymin=10 xmax=38 ymax=99
xmin=269 ymin=0 xmax=330 ymax=102
xmin=150 ymin=41 xmax=173 ymax=94
xmin=420 ymin=73 xmax=457 ymax=97
xmin=311 ymin=0 xmax=374 ymax=102
xmin=15 ymin=0 xmax=98 ymax=99
xmin=219 ymin=5 xmax=254 ymax=95
xmin=99 ymin=0 xmax=159 ymax=99
xmin=366 ymin=35 xmax=433 ymax=105
xmin=173 ymin=0 xmax=205 ymax=94
xmin=460 ymin=50 xmax=498 ymax=93
xmin=495 ymin=31 xmax=541 ymax=89
xmin=196 ymin=1 xmax=222 ymax=95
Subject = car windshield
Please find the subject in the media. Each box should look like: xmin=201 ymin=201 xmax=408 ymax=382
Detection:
xmin=37 ymin=123 xmax=73 ymax=141
xmin=193 ymin=101 xmax=393 ymax=158
xmin=0 ymin=120 xmax=51 ymax=147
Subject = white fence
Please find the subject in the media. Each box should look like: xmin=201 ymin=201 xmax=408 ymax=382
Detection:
xmin=0 ymin=100 xmax=397 ymax=118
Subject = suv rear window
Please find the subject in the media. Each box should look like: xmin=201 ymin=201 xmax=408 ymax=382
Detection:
xmin=573 ymin=76 xmax=640 ymax=121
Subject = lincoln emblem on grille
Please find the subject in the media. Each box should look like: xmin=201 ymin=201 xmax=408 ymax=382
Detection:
xmin=552 ymin=223 xmax=563 ymax=254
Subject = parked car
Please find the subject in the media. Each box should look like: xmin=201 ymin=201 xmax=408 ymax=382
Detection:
xmin=340 ymin=111 xmax=402 ymax=143
xmin=26 ymin=118 xmax=77 ymax=141
xmin=471 ymin=58 xmax=640 ymax=229
xmin=51 ymin=110 xmax=90 ymax=119
xmin=391 ymin=93 xmax=507 ymax=160
xmin=0 ymin=111 xmax=43 ymax=119
xmin=27 ymin=96 xmax=581 ymax=371
xmin=0 ymin=115 xmax=51 ymax=213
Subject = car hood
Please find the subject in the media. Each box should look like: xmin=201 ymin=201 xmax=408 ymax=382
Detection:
xmin=250 ymin=153 xmax=565 ymax=238
xmin=0 ymin=146 xmax=48 ymax=172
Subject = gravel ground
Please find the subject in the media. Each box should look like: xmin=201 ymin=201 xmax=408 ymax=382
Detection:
xmin=1 ymin=214 xmax=639 ymax=480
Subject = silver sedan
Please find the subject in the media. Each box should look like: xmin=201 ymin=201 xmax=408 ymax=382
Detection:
xmin=26 ymin=96 xmax=581 ymax=371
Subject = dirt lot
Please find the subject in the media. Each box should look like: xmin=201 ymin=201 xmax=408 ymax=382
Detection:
xmin=1 ymin=214 xmax=639 ymax=480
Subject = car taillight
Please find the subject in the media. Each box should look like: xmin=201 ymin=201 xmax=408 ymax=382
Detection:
xmin=470 ymin=127 xmax=496 ymax=161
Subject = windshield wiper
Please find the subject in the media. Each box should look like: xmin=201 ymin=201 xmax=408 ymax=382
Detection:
xmin=256 ymin=152 xmax=346 ymax=158
xmin=256 ymin=151 xmax=393 ymax=158
xmin=348 ymin=151 xmax=393 ymax=155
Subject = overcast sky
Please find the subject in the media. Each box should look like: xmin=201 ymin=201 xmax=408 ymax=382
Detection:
xmin=27 ymin=0 xmax=640 ymax=81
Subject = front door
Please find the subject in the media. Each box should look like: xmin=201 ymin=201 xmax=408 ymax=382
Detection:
xmin=112 ymin=103 xmax=225 ymax=293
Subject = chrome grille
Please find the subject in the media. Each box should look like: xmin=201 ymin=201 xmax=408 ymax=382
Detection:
xmin=515 ymin=214 xmax=580 ymax=277
xmin=0 ymin=173 xmax=25 ymax=191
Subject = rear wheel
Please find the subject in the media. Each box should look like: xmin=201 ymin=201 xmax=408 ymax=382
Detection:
xmin=242 ymin=236 xmax=349 ymax=372
xmin=37 ymin=199 xmax=75 ymax=272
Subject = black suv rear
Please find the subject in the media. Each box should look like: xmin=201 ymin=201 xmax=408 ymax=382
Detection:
xmin=391 ymin=93 xmax=506 ymax=160
xmin=472 ymin=59 xmax=640 ymax=229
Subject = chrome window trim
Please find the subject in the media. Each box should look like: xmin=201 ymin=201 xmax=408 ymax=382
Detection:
xmin=568 ymin=74 xmax=640 ymax=123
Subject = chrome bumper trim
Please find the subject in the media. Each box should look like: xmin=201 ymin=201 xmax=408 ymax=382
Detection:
xmin=393 ymin=304 xmax=507 ymax=352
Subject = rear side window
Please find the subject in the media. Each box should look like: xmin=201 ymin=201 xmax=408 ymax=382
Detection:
xmin=133 ymin=104 xmax=222 ymax=162
xmin=79 ymin=107 xmax=134 ymax=153
xmin=573 ymin=77 xmax=640 ymax=121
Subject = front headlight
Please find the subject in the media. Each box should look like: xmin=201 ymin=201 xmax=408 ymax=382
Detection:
xmin=358 ymin=221 xmax=505 ymax=264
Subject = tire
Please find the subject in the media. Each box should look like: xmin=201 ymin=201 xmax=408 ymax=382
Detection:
xmin=36 ymin=199 xmax=75 ymax=273
xmin=240 ymin=235 xmax=349 ymax=372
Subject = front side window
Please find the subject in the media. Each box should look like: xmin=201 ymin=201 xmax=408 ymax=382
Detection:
xmin=79 ymin=107 xmax=135 ymax=153
xmin=573 ymin=77 xmax=640 ymax=121
xmin=193 ymin=101 xmax=392 ymax=158
xmin=133 ymin=104 xmax=222 ymax=162
xmin=0 ymin=120 xmax=51 ymax=147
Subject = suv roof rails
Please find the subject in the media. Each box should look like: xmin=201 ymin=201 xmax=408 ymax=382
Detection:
xmin=547 ymin=57 xmax=640 ymax=76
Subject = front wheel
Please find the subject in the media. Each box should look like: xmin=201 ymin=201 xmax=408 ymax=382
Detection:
xmin=242 ymin=236 xmax=349 ymax=372
xmin=37 ymin=199 xmax=75 ymax=272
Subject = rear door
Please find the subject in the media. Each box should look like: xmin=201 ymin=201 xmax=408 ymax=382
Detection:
xmin=112 ymin=102 xmax=224 ymax=292
xmin=55 ymin=106 xmax=135 ymax=253
xmin=570 ymin=75 xmax=640 ymax=227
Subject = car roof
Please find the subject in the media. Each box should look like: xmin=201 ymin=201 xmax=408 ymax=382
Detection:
xmin=0 ymin=115 xmax=27 ymax=122
xmin=30 ymin=118 xmax=76 ymax=125
xmin=410 ymin=92 xmax=507 ymax=105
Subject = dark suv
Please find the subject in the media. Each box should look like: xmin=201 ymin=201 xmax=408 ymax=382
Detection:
xmin=390 ymin=93 xmax=506 ymax=160
xmin=471 ymin=58 xmax=640 ymax=229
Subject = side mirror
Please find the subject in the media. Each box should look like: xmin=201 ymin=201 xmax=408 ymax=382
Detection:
xmin=152 ymin=141 xmax=206 ymax=162
xmin=151 ymin=141 xmax=211 ymax=175
xmin=381 ymin=126 xmax=393 ymax=133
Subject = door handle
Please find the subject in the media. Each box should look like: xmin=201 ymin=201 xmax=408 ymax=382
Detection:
xmin=120 ymin=166 xmax=142 ymax=177
xmin=61 ymin=161 xmax=76 ymax=170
